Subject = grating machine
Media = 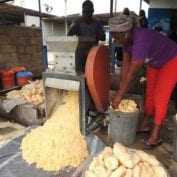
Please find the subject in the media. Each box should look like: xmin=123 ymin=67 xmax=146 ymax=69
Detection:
xmin=43 ymin=36 xmax=102 ymax=135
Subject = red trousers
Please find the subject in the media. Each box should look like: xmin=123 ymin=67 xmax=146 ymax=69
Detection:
xmin=144 ymin=55 xmax=177 ymax=125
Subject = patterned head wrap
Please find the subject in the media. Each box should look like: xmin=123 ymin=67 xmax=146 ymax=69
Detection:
xmin=109 ymin=12 xmax=134 ymax=32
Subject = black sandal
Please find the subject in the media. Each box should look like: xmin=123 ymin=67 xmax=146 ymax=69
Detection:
xmin=143 ymin=139 xmax=163 ymax=150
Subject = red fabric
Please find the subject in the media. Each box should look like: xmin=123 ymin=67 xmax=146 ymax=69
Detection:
xmin=144 ymin=55 xmax=177 ymax=125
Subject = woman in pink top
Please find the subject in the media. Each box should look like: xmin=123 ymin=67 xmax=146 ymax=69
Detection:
xmin=109 ymin=13 xmax=177 ymax=149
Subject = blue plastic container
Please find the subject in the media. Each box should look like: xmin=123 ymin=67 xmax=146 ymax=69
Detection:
xmin=16 ymin=71 xmax=33 ymax=86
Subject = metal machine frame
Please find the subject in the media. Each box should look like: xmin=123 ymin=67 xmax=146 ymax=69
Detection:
xmin=43 ymin=71 xmax=91 ymax=135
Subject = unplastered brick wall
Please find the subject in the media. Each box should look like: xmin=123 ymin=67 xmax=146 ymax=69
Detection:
xmin=0 ymin=25 xmax=43 ymax=77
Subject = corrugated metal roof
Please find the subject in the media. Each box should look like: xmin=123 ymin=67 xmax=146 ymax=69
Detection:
xmin=0 ymin=0 xmax=13 ymax=3
xmin=0 ymin=3 xmax=56 ymax=23
xmin=0 ymin=2 xmax=109 ymax=25
xmin=43 ymin=13 xmax=110 ymax=25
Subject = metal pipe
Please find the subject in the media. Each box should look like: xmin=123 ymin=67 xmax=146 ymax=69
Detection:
xmin=139 ymin=0 xmax=143 ymax=12
xmin=38 ymin=0 xmax=47 ymax=70
xmin=109 ymin=0 xmax=114 ymax=73
xmin=38 ymin=0 xmax=42 ymax=37
xmin=110 ymin=0 xmax=114 ymax=18
xmin=64 ymin=0 xmax=68 ymax=35
xmin=114 ymin=0 xmax=117 ymax=14
xmin=109 ymin=0 xmax=114 ymax=46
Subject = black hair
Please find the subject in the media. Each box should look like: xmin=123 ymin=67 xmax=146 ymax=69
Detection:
xmin=123 ymin=7 xmax=130 ymax=15
xmin=82 ymin=0 xmax=94 ymax=11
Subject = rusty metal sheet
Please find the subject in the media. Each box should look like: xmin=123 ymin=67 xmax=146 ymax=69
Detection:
xmin=85 ymin=45 xmax=110 ymax=113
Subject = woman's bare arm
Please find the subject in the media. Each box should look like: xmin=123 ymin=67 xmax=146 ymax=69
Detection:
xmin=111 ymin=59 xmax=144 ymax=108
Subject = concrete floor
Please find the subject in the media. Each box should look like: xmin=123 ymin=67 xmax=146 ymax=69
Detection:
xmin=0 ymin=117 xmax=26 ymax=144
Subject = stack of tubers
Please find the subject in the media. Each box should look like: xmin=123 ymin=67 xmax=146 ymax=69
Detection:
xmin=84 ymin=142 xmax=168 ymax=177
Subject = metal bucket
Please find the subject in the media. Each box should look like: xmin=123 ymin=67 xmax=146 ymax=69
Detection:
xmin=108 ymin=109 xmax=140 ymax=145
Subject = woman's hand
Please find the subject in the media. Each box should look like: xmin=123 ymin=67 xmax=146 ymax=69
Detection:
xmin=111 ymin=94 xmax=122 ymax=109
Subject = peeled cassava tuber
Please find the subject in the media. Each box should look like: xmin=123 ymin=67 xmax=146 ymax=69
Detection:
xmin=84 ymin=142 xmax=168 ymax=177
xmin=124 ymin=169 xmax=133 ymax=177
xmin=113 ymin=143 xmax=139 ymax=168
xmin=115 ymin=99 xmax=138 ymax=112
xmin=104 ymin=155 xmax=119 ymax=170
xmin=110 ymin=165 xmax=126 ymax=177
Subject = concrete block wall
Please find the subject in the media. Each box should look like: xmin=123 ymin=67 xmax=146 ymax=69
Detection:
xmin=0 ymin=25 xmax=43 ymax=77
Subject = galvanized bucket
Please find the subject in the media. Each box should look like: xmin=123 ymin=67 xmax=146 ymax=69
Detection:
xmin=108 ymin=109 xmax=140 ymax=145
